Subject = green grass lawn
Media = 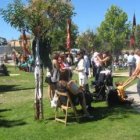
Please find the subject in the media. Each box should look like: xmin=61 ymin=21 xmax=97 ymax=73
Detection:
xmin=0 ymin=66 xmax=140 ymax=140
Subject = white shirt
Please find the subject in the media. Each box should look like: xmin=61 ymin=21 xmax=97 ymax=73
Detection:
xmin=77 ymin=58 xmax=87 ymax=86
xmin=93 ymin=52 xmax=101 ymax=67
xmin=134 ymin=54 xmax=140 ymax=65
xmin=66 ymin=56 xmax=72 ymax=63
xmin=127 ymin=55 xmax=135 ymax=63
xmin=124 ymin=54 xmax=128 ymax=60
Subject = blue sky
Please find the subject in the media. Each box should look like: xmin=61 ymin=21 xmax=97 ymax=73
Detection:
xmin=0 ymin=0 xmax=140 ymax=40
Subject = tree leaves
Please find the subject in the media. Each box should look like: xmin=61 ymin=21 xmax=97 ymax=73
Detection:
xmin=0 ymin=0 xmax=74 ymax=36
xmin=0 ymin=0 xmax=26 ymax=30
xmin=97 ymin=5 xmax=131 ymax=53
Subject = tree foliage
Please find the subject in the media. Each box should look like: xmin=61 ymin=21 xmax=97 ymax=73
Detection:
xmin=97 ymin=5 xmax=130 ymax=53
xmin=76 ymin=29 xmax=97 ymax=52
xmin=135 ymin=24 xmax=140 ymax=48
xmin=49 ymin=22 xmax=78 ymax=51
xmin=0 ymin=0 xmax=26 ymax=30
xmin=0 ymin=0 xmax=75 ymax=120
xmin=0 ymin=0 xmax=76 ymax=67
xmin=0 ymin=0 xmax=74 ymax=40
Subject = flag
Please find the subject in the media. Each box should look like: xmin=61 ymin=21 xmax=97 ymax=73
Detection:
xmin=130 ymin=34 xmax=135 ymax=47
xmin=21 ymin=30 xmax=30 ymax=55
xmin=133 ymin=13 xmax=136 ymax=28
xmin=130 ymin=13 xmax=136 ymax=47
xmin=66 ymin=18 xmax=71 ymax=49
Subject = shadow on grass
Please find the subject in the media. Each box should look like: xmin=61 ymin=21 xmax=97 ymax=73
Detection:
xmin=0 ymin=119 xmax=27 ymax=128
xmin=91 ymin=106 xmax=132 ymax=120
xmin=45 ymin=106 xmax=111 ymax=124
xmin=78 ymin=105 xmax=136 ymax=124
xmin=0 ymin=85 xmax=34 ymax=93
xmin=0 ymin=109 xmax=12 ymax=113
xmin=0 ymin=108 xmax=27 ymax=128
xmin=46 ymin=104 xmax=137 ymax=125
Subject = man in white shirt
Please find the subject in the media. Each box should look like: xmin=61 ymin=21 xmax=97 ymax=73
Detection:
xmin=83 ymin=51 xmax=91 ymax=78
xmin=75 ymin=51 xmax=87 ymax=87
xmin=127 ymin=52 xmax=136 ymax=76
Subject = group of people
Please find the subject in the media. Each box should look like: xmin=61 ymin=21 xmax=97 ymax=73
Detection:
xmin=47 ymin=51 xmax=95 ymax=118
xmin=47 ymin=49 xmax=114 ymax=118
xmin=122 ymin=50 xmax=140 ymax=77
xmin=113 ymin=51 xmax=139 ymax=74
xmin=90 ymin=50 xmax=112 ymax=82
xmin=90 ymin=49 xmax=140 ymax=101
xmin=12 ymin=50 xmax=34 ymax=72
xmin=13 ymin=46 xmax=140 ymax=113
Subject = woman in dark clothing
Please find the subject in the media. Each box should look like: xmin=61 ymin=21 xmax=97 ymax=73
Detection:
xmin=56 ymin=70 xmax=93 ymax=118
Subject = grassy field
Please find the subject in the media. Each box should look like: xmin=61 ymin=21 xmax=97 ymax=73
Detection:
xmin=0 ymin=66 xmax=140 ymax=140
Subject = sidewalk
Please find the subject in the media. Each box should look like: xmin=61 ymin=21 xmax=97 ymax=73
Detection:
xmin=113 ymin=71 xmax=129 ymax=77
xmin=112 ymin=71 xmax=140 ymax=112
xmin=5 ymin=60 xmax=15 ymax=66
xmin=126 ymin=84 xmax=140 ymax=112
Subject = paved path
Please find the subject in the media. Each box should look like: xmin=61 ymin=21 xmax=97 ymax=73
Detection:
xmin=126 ymin=84 xmax=140 ymax=112
xmin=112 ymin=71 xmax=140 ymax=112
xmin=5 ymin=60 xmax=15 ymax=66
xmin=113 ymin=71 xmax=129 ymax=77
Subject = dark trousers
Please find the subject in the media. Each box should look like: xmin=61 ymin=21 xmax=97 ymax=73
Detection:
xmin=95 ymin=66 xmax=102 ymax=82
xmin=128 ymin=63 xmax=135 ymax=76
xmin=137 ymin=79 xmax=140 ymax=96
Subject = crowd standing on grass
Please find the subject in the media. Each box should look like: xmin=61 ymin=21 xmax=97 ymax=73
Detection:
xmin=49 ymin=51 xmax=94 ymax=118
xmin=10 ymin=47 xmax=140 ymax=113
xmin=47 ymin=49 xmax=113 ymax=117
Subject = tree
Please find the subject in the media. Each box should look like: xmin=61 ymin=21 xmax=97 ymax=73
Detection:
xmin=0 ymin=0 xmax=74 ymax=120
xmin=76 ymin=29 xmax=97 ymax=52
xmin=97 ymin=5 xmax=130 ymax=54
xmin=49 ymin=22 xmax=78 ymax=51
xmin=135 ymin=24 xmax=140 ymax=48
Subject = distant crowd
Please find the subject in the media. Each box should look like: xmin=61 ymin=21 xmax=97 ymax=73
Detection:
xmin=12 ymin=50 xmax=34 ymax=72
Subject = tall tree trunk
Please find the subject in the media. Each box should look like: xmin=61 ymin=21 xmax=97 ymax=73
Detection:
xmin=34 ymin=37 xmax=44 ymax=120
